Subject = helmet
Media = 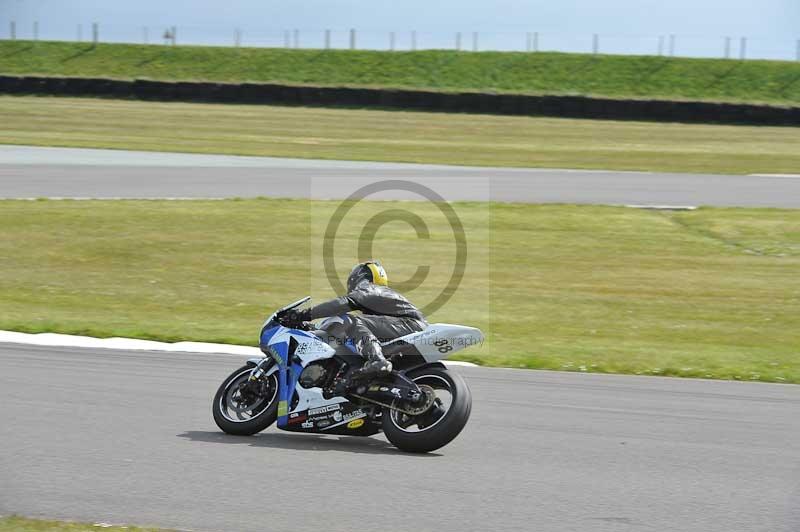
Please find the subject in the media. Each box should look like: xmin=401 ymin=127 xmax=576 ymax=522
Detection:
xmin=346 ymin=261 xmax=388 ymax=292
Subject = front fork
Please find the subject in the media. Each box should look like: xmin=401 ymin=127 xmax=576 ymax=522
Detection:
xmin=248 ymin=357 xmax=276 ymax=381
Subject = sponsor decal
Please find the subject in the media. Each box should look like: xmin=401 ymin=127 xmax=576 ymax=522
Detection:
xmin=390 ymin=387 xmax=401 ymax=397
xmin=347 ymin=419 xmax=365 ymax=429
xmin=288 ymin=412 xmax=307 ymax=424
xmin=343 ymin=409 xmax=365 ymax=422
xmin=316 ymin=419 xmax=332 ymax=428
xmin=309 ymin=404 xmax=341 ymax=416
xmin=268 ymin=346 xmax=284 ymax=364
xmin=301 ymin=420 xmax=313 ymax=429
xmin=277 ymin=400 xmax=288 ymax=417
xmin=294 ymin=340 xmax=329 ymax=356
xmin=332 ymin=411 xmax=343 ymax=422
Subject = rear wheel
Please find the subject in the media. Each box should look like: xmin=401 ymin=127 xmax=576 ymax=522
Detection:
xmin=213 ymin=364 xmax=279 ymax=436
xmin=382 ymin=366 xmax=472 ymax=453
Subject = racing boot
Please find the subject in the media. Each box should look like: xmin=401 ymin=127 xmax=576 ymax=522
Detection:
xmin=349 ymin=348 xmax=392 ymax=383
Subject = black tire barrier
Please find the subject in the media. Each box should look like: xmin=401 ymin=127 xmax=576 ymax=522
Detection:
xmin=0 ymin=74 xmax=797 ymax=126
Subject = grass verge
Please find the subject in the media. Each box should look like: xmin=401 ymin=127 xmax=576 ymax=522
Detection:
xmin=2 ymin=41 xmax=800 ymax=105
xmin=1 ymin=95 xmax=799 ymax=174
xmin=0 ymin=516 xmax=166 ymax=532
xmin=1 ymin=199 xmax=798 ymax=383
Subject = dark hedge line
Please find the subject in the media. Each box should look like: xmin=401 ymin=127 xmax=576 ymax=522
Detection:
xmin=1 ymin=75 xmax=797 ymax=125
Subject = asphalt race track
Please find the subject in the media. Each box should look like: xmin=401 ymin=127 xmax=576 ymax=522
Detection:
xmin=1 ymin=344 xmax=798 ymax=532
xmin=2 ymin=145 xmax=800 ymax=207
xmin=2 ymin=145 xmax=799 ymax=531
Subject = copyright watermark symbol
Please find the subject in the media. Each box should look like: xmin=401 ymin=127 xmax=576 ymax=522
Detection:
xmin=318 ymin=179 xmax=469 ymax=316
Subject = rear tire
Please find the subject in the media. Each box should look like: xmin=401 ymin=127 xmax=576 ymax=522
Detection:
xmin=382 ymin=366 xmax=472 ymax=453
xmin=213 ymin=364 xmax=278 ymax=436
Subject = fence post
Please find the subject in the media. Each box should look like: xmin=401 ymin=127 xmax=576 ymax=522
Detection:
xmin=10 ymin=21 xmax=15 ymax=40
xmin=657 ymin=35 xmax=663 ymax=56
xmin=77 ymin=24 xmax=82 ymax=42
xmin=349 ymin=28 xmax=356 ymax=50
xmin=472 ymin=31 xmax=478 ymax=51
xmin=234 ymin=28 xmax=241 ymax=47
xmin=739 ymin=37 xmax=746 ymax=59
xmin=324 ymin=29 xmax=331 ymax=49
xmin=92 ymin=22 xmax=98 ymax=45
xmin=533 ymin=31 xmax=538 ymax=52
xmin=411 ymin=30 xmax=417 ymax=51
xmin=724 ymin=36 xmax=730 ymax=59
xmin=171 ymin=26 xmax=176 ymax=45
xmin=33 ymin=21 xmax=38 ymax=41
xmin=526 ymin=32 xmax=531 ymax=52
xmin=592 ymin=33 xmax=599 ymax=54
xmin=293 ymin=29 xmax=299 ymax=49
xmin=796 ymin=39 xmax=800 ymax=61
xmin=389 ymin=31 xmax=395 ymax=51
xmin=668 ymin=34 xmax=675 ymax=56
xmin=143 ymin=26 xmax=149 ymax=44
xmin=456 ymin=32 xmax=461 ymax=51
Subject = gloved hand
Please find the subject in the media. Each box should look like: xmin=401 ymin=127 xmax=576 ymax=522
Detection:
xmin=281 ymin=308 xmax=311 ymax=327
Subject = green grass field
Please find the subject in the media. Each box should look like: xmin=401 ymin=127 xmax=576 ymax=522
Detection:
xmin=2 ymin=41 xmax=800 ymax=105
xmin=0 ymin=516 xmax=165 ymax=532
xmin=2 ymin=95 xmax=799 ymax=174
xmin=1 ymin=199 xmax=798 ymax=383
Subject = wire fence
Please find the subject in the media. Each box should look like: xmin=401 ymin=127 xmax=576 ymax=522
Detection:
xmin=4 ymin=20 xmax=800 ymax=61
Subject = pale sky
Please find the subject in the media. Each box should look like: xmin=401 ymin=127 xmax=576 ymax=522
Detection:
xmin=2 ymin=0 xmax=797 ymax=59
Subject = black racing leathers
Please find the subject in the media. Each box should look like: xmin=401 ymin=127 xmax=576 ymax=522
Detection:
xmin=309 ymin=281 xmax=425 ymax=322
xmin=308 ymin=281 xmax=427 ymax=361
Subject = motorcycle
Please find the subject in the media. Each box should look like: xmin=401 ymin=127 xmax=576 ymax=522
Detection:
xmin=212 ymin=297 xmax=483 ymax=453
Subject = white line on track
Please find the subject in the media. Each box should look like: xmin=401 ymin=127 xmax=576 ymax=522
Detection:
xmin=0 ymin=330 xmax=478 ymax=367
xmin=749 ymin=173 xmax=800 ymax=178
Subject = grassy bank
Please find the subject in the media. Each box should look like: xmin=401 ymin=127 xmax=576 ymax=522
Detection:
xmin=0 ymin=516 xmax=165 ymax=532
xmin=1 ymin=199 xmax=798 ymax=383
xmin=2 ymin=95 xmax=799 ymax=174
xmin=2 ymin=41 xmax=800 ymax=105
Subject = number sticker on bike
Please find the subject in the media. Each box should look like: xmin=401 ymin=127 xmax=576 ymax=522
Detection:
xmin=434 ymin=338 xmax=452 ymax=353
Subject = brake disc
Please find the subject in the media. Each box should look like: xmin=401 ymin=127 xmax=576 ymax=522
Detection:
xmin=230 ymin=381 xmax=267 ymax=413
xmin=403 ymin=385 xmax=436 ymax=415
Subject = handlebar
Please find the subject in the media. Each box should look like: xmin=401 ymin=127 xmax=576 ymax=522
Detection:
xmin=276 ymin=310 xmax=314 ymax=331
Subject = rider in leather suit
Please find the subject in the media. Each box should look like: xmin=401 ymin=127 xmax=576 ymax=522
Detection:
xmin=286 ymin=261 xmax=427 ymax=379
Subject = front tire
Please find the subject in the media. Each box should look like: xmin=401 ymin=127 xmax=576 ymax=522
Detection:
xmin=382 ymin=366 xmax=472 ymax=453
xmin=213 ymin=364 xmax=279 ymax=436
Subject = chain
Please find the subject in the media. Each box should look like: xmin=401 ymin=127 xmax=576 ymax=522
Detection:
xmin=350 ymin=394 xmax=418 ymax=416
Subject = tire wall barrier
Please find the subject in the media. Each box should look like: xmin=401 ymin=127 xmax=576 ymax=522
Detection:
xmin=1 ymin=75 xmax=798 ymax=126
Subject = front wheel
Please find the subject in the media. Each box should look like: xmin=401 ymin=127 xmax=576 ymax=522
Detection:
xmin=382 ymin=366 xmax=472 ymax=453
xmin=213 ymin=364 xmax=279 ymax=436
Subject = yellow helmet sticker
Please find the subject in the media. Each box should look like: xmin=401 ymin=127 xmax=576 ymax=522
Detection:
xmin=366 ymin=262 xmax=388 ymax=286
